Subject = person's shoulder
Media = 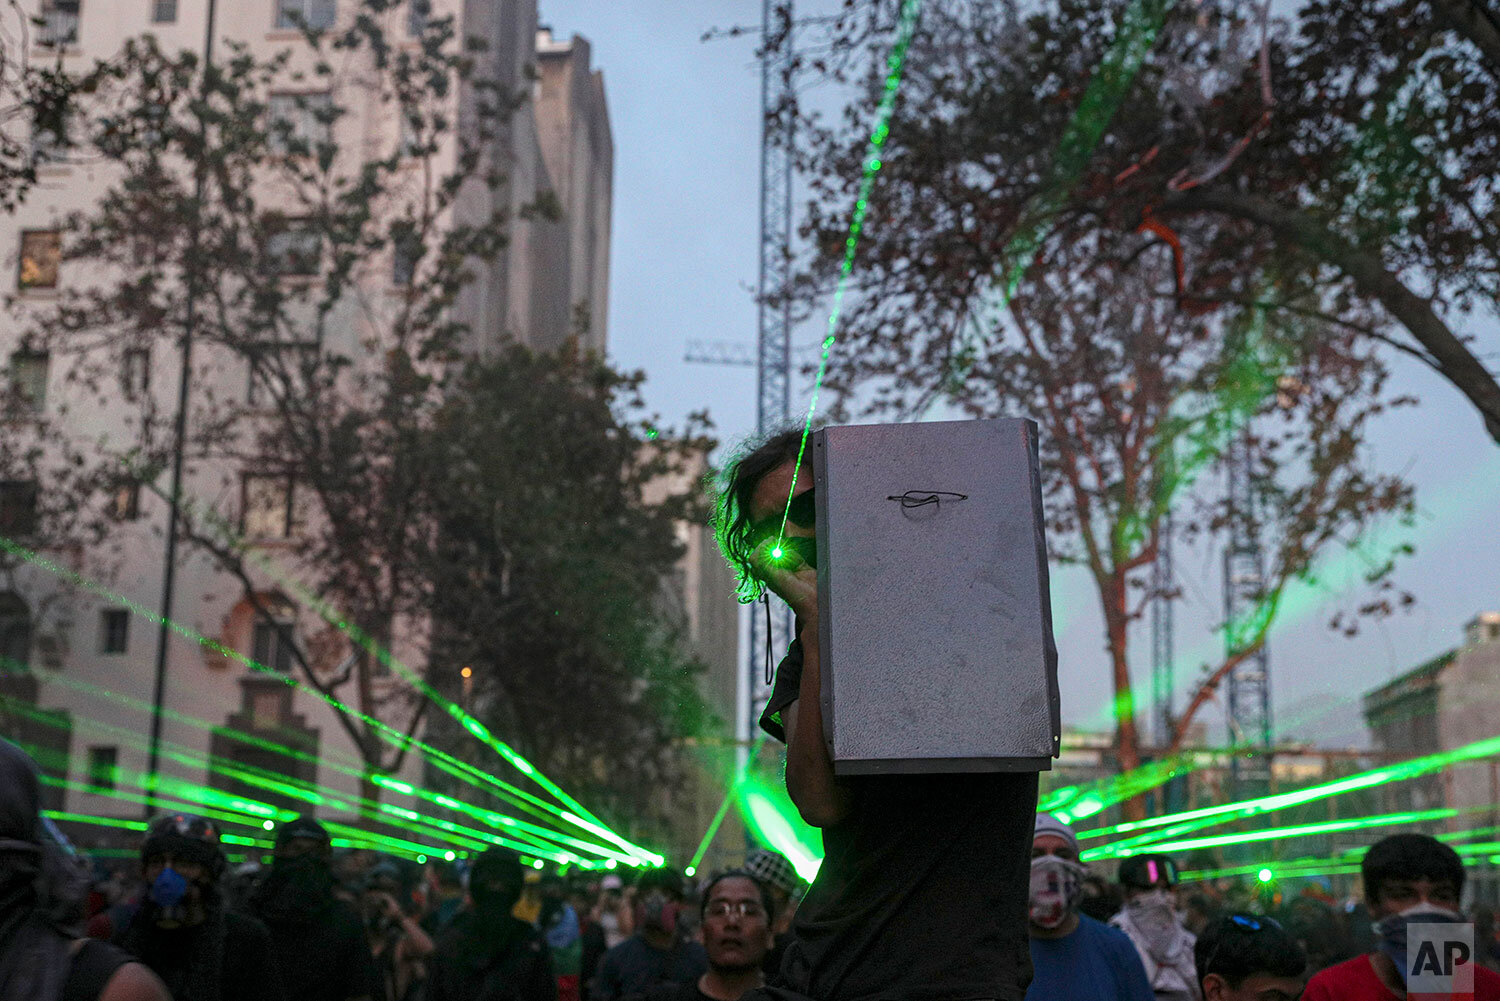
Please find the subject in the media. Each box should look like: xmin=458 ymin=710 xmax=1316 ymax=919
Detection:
xmin=1078 ymin=914 xmax=1129 ymax=943
xmin=1475 ymin=961 xmax=1500 ymax=997
xmin=223 ymin=908 xmax=274 ymax=944
xmin=96 ymin=961 xmax=172 ymax=1001
xmin=1304 ymin=954 xmax=1375 ymax=991
xmin=676 ymin=938 xmax=707 ymax=958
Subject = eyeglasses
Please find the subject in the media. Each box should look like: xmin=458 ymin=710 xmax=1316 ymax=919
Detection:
xmin=786 ymin=488 xmax=815 ymax=528
xmin=751 ymin=488 xmax=816 ymax=543
xmin=705 ymin=900 xmax=767 ymax=920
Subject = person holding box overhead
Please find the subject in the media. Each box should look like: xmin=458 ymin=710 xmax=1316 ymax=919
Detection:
xmin=716 ymin=421 xmax=1060 ymax=1001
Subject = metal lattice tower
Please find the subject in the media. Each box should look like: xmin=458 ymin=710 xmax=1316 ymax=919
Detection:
xmin=743 ymin=0 xmax=798 ymax=768
xmin=1223 ymin=430 xmax=1273 ymax=802
xmin=1150 ymin=510 xmax=1174 ymax=749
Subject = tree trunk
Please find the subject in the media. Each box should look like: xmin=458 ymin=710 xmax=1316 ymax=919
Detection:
xmin=1104 ymin=576 xmax=1146 ymax=821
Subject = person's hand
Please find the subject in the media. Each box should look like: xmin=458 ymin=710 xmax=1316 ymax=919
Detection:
xmin=749 ymin=537 xmax=817 ymax=623
xmin=380 ymin=893 xmax=403 ymax=920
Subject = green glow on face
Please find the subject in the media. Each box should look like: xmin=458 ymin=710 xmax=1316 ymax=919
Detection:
xmin=772 ymin=0 xmax=923 ymax=553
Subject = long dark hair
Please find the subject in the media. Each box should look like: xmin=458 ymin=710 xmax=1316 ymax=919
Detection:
xmin=712 ymin=429 xmax=806 ymax=603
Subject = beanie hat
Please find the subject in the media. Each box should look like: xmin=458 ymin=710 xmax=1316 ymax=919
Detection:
xmin=1033 ymin=813 xmax=1079 ymax=857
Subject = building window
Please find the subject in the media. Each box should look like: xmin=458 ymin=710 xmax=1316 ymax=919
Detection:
xmin=152 ymin=0 xmax=176 ymax=22
xmin=122 ymin=347 xmax=150 ymax=400
xmin=392 ymin=236 xmax=417 ymax=287
xmin=18 ymin=230 xmax=61 ymax=290
xmin=8 ymin=351 xmax=49 ymax=414
xmin=0 ymin=480 xmax=39 ymax=538
xmin=407 ymin=0 xmax=429 ymax=36
xmin=39 ymin=0 xmax=80 ymax=47
xmin=397 ymin=110 xmax=421 ymax=158
xmin=86 ymin=746 xmax=118 ymax=791
xmin=264 ymin=222 xmax=321 ymax=277
xmin=100 ymin=608 xmax=129 ymax=654
xmin=251 ymin=617 xmax=295 ymax=673
xmin=31 ymin=115 xmax=68 ymax=166
xmin=276 ymin=0 xmax=336 ymax=30
xmin=108 ymin=482 xmax=141 ymax=521
xmin=242 ymin=474 xmax=293 ymax=538
xmin=267 ymin=92 xmax=333 ymax=156
xmin=0 ymin=592 xmax=29 ymax=672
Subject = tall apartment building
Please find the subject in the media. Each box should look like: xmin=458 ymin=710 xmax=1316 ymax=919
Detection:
xmin=0 ymin=0 xmax=615 ymax=846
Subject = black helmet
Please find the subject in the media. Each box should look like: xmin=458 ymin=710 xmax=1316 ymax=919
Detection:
xmin=142 ymin=813 xmax=226 ymax=878
xmin=1118 ymin=853 xmax=1180 ymax=890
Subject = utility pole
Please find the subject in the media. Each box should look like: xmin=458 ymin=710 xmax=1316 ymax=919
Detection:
xmin=741 ymin=0 xmax=797 ymax=781
xmin=145 ymin=0 xmax=218 ymax=817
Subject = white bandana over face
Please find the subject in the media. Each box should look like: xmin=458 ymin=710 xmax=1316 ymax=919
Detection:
xmin=1028 ymin=855 xmax=1087 ymax=929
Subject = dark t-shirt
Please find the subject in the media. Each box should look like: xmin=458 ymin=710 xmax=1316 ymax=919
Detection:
xmin=116 ymin=908 xmax=286 ymax=1001
xmin=259 ymin=899 xmax=379 ymax=1001
xmin=760 ymin=637 xmax=1037 ymax=1001
xmin=594 ymin=936 xmax=709 ymax=1001
xmin=1023 ymin=915 xmax=1154 ymax=1001
xmin=625 ymin=980 xmax=719 ymax=1001
xmin=427 ymin=912 xmax=557 ymax=1001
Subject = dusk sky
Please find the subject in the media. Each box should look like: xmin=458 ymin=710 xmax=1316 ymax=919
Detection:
xmin=542 ymin=1 xmax=1500 ymax=747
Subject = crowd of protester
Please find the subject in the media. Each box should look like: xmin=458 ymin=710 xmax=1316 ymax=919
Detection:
xmin=10 ymin=733 xmax=1500 ymax=1001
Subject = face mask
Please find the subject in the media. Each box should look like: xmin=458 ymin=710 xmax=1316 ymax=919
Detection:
xmin=1126 ymin=889 xmax=1181 ymax=959
xmin=640 ymin=892 xmax=679 ymax=934
xmin=1028 ymin=855 xmax=1085 ymax=929
xmin=147 ymin=866 xmax=195 ymax=928
xmin=1373 ymin=902 xmax=1467 ymax=984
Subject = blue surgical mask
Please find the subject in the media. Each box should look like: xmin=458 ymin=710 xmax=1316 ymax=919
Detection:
xmin=148 ymin=866 xmax=188 ymax=908
xmin=1373 ymin=903 xmax=1466 ymax=983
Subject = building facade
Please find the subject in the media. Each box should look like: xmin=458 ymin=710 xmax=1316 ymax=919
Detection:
xmin=1363 ymin=613 xmax=1500 ymax=903
xmin=0 ymin=0 xmax=617 ymax=854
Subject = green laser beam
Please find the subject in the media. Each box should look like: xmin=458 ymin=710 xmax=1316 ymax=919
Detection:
xmin=126 ymin=474 xmax=657 ymax=863
xmin=687 ymin=731 xmax=770 ymax=873
xmin=22 ymin=659 xmax=616 ymax=850
xmin=1077 ymin=729 xmax=1500 ymax=841
xmin=4 ymin=692 xmax=608 ymax=865
xmin=0 ymin=534 xmax=642 ymax=857
xmin=208 ymin=511 xmax=651 ymax=861
xmin=1082 ymin=806 xmax=1460 ymax=860
xmin=945 ymin=0 xmax=1175 ymax=384
xmin=772 ymin=0 xmax=923 ymax=554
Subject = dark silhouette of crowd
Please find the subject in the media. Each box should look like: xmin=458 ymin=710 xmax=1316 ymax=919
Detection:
xmin=10 ymin=731 xmax=1500 ymax=1001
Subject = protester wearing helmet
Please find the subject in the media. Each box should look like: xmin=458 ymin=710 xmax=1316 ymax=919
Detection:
xmin=1112 ymin=853 xmax=1201 ymax=1001
xmin=1023 ymin=814 xmax=1153 ymax=1001
xmin=114 ymin=812 xmax=284 ymax=1001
